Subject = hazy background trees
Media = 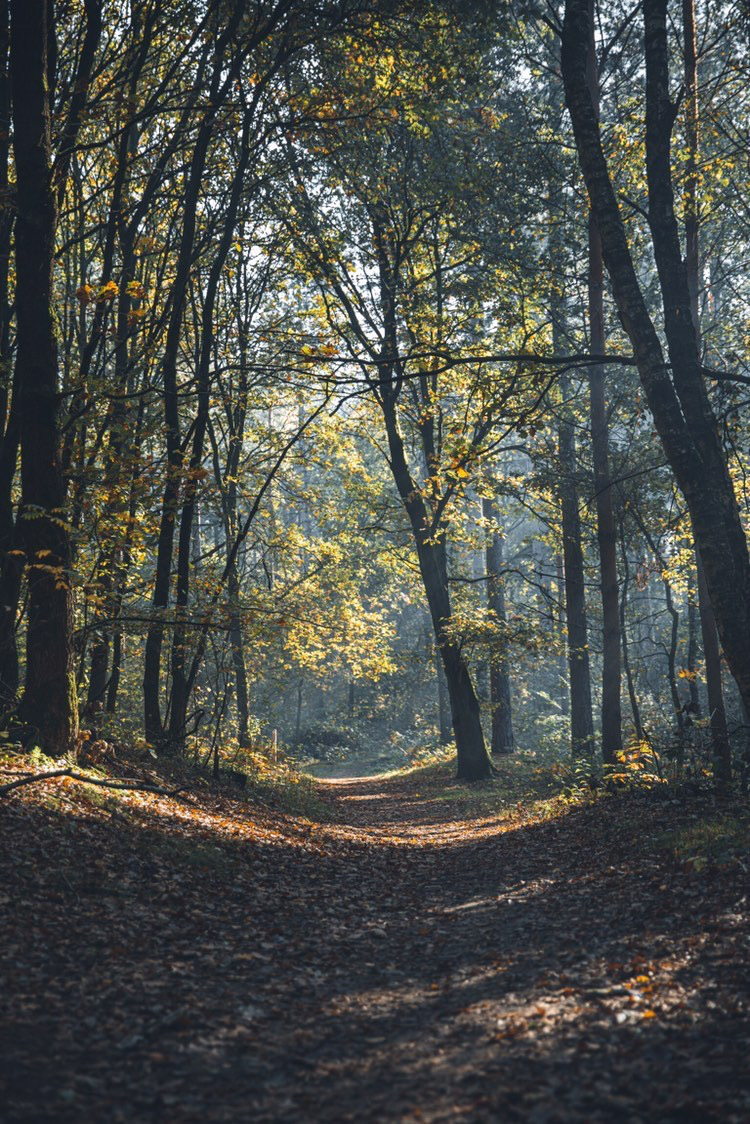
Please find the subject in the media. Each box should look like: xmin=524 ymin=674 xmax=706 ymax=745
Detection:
xmin=1 ymin=0 xmax=749 ymax=787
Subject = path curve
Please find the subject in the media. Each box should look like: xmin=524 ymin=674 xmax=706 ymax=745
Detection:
xmin=1 ymin=765 xmax=747 ymax=1122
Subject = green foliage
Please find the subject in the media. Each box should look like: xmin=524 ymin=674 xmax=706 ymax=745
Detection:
xmin=656 ymin=813 xmax=750 ymax=870
xmin=227 ymin=748 xmax=335 ymax=821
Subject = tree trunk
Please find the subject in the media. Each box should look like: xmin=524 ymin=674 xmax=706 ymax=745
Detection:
xmin=586 ymin=10 xmax=622 ymax=764
xmin=105 ymin=396 xmax=145 ymax=715
xmin=87 ymin=633 xmax=109 ymax=712
xmin=549 ymin=156 xmax=595 ymax=758
xmin=562 ymin=0 xmax=743 ymax=790
xmin=696 ymin=549 xmax=730 ymax=774
xmin=83 ymin=10 xmax=146 ymax=714
xmin=681 ymin=0 xmax=731 ymax=783
xmin=11 ymin=0 xmax=77 ymax=750
xmin=85 ymin=242 xmax=137 ymax=713
xmin=381 ymin=399 xmax=491 ymax=780
xmin=168 ymin=122 xmax=249 ymax=750
xmin=483 ymin=496 xmax=514 ymax=754
xmin=142 ymin=128 xmax=207 ymax=742
xmin=229 ymin=566 xmax=251 ymax=747
xmin=143 ymin=17 xmax=243 ymax=745
xmin=435 ymin=647 xmax=451 ymax=745
xmin=686 ymin=590 xmax=701 ymax=715
xmin=0 ymin=0 xmax=21 ymax=706
xmin=555 ymin=553 xmax=569 ymax=716
xmin=558 ymin=372 xmax=595 ymax=758
xmin=295 ymin=679 xmax=303 ymax=743
xmin=663 ymin=577 xmax=685 ymax=737
xmin=618 ymin=523 xmax=644 ymax=741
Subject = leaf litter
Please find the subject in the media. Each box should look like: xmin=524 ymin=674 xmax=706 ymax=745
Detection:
xmin=0 ymin=755 xmax=748 ymax=1121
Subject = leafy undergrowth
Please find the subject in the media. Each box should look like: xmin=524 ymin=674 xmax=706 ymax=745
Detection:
xmin=384 ymin=746 xmax=597 ymax=820
xmin=656 ymin=809 xmax=750 ymax=872
xmin=226 ymin=747 xmax=336 ymax=821
xmin=1 ymin=747 xmax=749 ymax=1122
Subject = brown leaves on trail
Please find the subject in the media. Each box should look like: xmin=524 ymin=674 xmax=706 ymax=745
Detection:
xmin=0 ymin=754 xmax=748 ymax=1122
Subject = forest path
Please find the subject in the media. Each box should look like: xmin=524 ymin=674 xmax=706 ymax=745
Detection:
xmin=1 ymin=762 xmax=748 ymax=1122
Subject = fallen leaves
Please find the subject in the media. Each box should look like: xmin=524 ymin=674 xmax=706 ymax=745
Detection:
xmin=0 ymin=754 xmax=748 ymax=1122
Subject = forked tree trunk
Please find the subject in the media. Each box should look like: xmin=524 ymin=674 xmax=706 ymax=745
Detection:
xmin=85 ymin=8 xmax=146 ymax=713
xmin=381 ymin=402 xmax=491 ymax=780
xmin=549 ymin=172 xmax=595 ymax=757
xmin=11 ymin=0 xmax=78 ymax=750
xmin=143 ymin=15 xmax=243 ymax=746
xmin=561 ymin=0 xmax=740 ymax=788
xmin=168 ymin=123 xmax=249 ymax=749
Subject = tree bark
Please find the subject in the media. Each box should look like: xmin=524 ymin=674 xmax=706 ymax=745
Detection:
xmin=0 ymin=0 xmax=21 ymax=705
xmin=696 ymin=549 xmax=729 ymax=773
xmin=548 ymin=155 xmax=595 ymax=758
xmin=141 ymin=112 xmax=212 ymax=744
xmin=229 ymin=564 xmax=251 ymax=747
xmin=585 ymin=8 xmax=622 ymax=764
xmin=84 ymin=4 xmax=149 ymax=714
xmin=555 ymin=553 xmax=569 ymax=716
xmin=483 ymin=496 xmax=514 ymax=754
xmin=663 ymin=576 xmax=685 ymax=737
xmin=681 ymin=0 xmax=730 ymax=781
xmin=11 ymin=0 xmax=78 ymax=750
xmin=558 ymin=372 xmax=595 ymax=758
xmin=686 ymin=590 xmax=700 ymax=715
xmin=435 ymin=647 xmax=451 ymax=745
xmin=618 ymin=530 xmax=644 ymax=742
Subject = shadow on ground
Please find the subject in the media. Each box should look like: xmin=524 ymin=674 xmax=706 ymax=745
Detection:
xmin=1 ymin=766 xmax=748 ymax=1122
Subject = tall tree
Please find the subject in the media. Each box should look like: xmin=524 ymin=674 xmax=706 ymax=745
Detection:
xmin=561 ymin=0 xmax=747 ymax=787
xmin=143 ymin=8 xmax=245 ymax=745
xmin=10 ymin=0 xmax=77 ymax=749
xmin=483 ymin=496 xmax=514 ymax=754
xmin=558 ymin=372 xmax=596 ymax=758
xmin=585 ymin=2 xmax=622 ymax=763
xmin=681 ymin=0 xmax=730 ymax=776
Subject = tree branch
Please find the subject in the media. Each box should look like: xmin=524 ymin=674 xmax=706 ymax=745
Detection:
xmin=0 ymin=768 xmax=190 ymax=799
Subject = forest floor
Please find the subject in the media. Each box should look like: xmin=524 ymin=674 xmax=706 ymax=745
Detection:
xmin=1 ymin=748 xmax=749 ymax=1122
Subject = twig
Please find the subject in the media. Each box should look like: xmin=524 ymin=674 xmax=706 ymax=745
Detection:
xmin=0 ymin=768 xmax=190 ymax=799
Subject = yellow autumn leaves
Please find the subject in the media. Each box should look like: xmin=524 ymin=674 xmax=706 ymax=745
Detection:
xmin=75 ymin=278 xmax=148 ymax=305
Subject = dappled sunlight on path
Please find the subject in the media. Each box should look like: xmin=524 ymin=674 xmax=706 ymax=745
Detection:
xmin=1 ymin=759 xmax=748 ymax=1122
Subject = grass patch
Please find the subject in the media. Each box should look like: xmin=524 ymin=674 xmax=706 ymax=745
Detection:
xmin=391 ymin=747 xmax=597 ymax=820
xmin=229 ymin=749 xmax=337 ymax=821
xmin=656 ymin=811 xmax=750 ymax=869
xmin=0 ymin=739 xmax=333 ymax=822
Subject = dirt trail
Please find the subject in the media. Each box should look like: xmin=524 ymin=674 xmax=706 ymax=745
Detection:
xmin=1 ymin=767 xmax=748 ymax=1122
